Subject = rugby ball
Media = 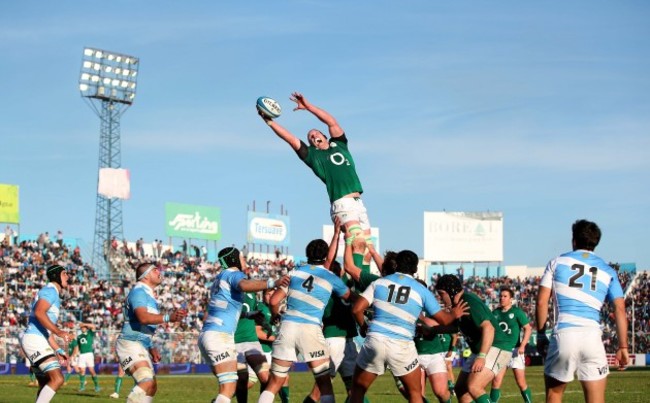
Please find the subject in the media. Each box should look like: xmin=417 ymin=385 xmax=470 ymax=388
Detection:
xmin=256 ymin=96 xmax=282 ymax=119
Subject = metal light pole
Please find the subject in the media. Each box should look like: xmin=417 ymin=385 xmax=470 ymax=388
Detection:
xmin=79 ymin=47 xmax=139 ymax=278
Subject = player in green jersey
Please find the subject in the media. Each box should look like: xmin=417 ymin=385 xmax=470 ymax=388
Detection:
xmin=260 ymin=92 xmax=371 ymax=245
xmin=74 ymin=323 xmax=101 ymax=392
xmin=234 ymin=292 xmax=271 ymax=403
xmin=489 ymin=287 xmax=533 ymax=403
xmin=435 ymin=275 xmax=512 ymax=403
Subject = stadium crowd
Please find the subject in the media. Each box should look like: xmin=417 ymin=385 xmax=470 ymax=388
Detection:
xmin=1 ymin=233 xmax=649 ymax=365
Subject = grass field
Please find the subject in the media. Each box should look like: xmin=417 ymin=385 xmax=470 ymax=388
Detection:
xmin=0 ymin=367 xmax=648 ymax=402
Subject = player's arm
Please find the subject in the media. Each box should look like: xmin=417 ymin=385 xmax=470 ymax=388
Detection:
xmin=612 ymin=297 xmax=629 ymax=367
xmin=81 ymin=322 xmax=97 ymax=331
xmin=324 ymin=217 xmax=342 ymax=270
xmin=269 ymin=287 xmax=287 ymax=318
xmin=471 ymin=320 xmax=495 ymax=373
xmin=239 ymin=275 xmax=290 ymax=292
xmin=133 ymin=306 xmax=186 ymax=325
xmin=259 ymin=108 xmax=302 ymax=151
xmin=366 ymin=242 xmax=383 ymax=269
xmin=33 ymin=298 xmax=72 ymax=343
xmin=351 ymin=295 xmax=370 ymax=336
xmin=291 ymin=92 xmax=344 ymax=138
xmin=519 ymin=322 xmax=532 ymax=354
xmin=343 ymin=240 xmax=362 ymax=282
xmin=535 ymin=286 xmax=551 ymax=332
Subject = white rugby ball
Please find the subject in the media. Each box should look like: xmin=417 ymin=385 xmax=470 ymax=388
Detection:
xmin=256 ymin=96 xmax=282 ymax=119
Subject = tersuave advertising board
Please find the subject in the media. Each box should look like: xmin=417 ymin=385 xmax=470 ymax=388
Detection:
xmin=247 ymin=212 xmax=290 ymax=247
xmin=424 ymin=211 xmax=503 ymax=262
xmin=165 ymin=203 xmax=221 ymax=241
xmin=0 ymin=184 xmax=20 ymax=224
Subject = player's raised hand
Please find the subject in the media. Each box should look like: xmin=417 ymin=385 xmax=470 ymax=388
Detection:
xmin=451 ymin=300 xmax=469 ymax=320
xmin=290 ymin=92 xmax=308 ymax=111
xmin=257 ymin=107 xmax=273 ymax=124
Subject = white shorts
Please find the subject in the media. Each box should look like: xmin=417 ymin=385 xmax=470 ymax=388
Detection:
xmin=508 ymin=349 xmax=526 ymax=370
xmin=461 ymin=347 xmax=512 ymax=376
xmin=419 ymin=353 xmax=447 ymax=376
xmin=272 ymin=321 xmax=329 ymax=363
xmin=444 ymin=351 xmax=457 ymax=362
xmin=330 ymin=197 xmax=370 ymax=230
xmin=77 ymin=352 xmax=95 ymax=368
xmin=236 ymin=341 xmax=265 ymax=363
xmin=544 ymin=328 xmax=608 ymax=382
xmin=115 ymin=339 xmax=153 ymax=372
xmin=199 ymin=331 xmax=237 ymax=367
xmin=327 ymin=337 xmax=358 ymax=377
xmin=357 ymin=333 xmax=419 ymax=377
xmin=70 ymin=355 xmax=79 ymax=367
xmin=20 ymin=333 xmax=56 ymax=372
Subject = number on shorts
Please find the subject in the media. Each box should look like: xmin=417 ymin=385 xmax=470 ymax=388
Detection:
xmin=386 ymin=284 xmax=411 ymax=304
xmin=302 ymin=275 xmax=315 ymax=292
xmin=568 ymin=264 xmax=598 ymax=291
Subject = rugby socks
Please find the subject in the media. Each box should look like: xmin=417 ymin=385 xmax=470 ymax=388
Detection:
xmin=92 ymin=375 xmax=100 ymax=390
xmin=521 ymin=387 xmax=532 ymax=403
xmin=35 ymin=385 xmax=56 ymax=403
xmin=79 ymin=375 xmax=86 ymax=390
xmin=259 ymin=391 xmax=276 ymax=403
xmin=475 ymin=393 xmax=492 ymax=403
xmin=279 ymin=386 xmax=290 ymax=403
xmin=64 ymin=372 xmax=71 ymax=382
xmin=490 ymin=388 xmax=501 ymax=402
xmin=214 ymin=395 xmax=231 ymax=403
xmin=114 ymin=376 xmax=123 ymax=394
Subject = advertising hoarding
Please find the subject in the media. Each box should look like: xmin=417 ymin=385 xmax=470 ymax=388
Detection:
xmin=247 ymin=212 xmax=290 ymax=247
xmin=0 ymin=184 xmax=19 ymax=224
xmin=165 ymin=203 xmax=221 ymax=240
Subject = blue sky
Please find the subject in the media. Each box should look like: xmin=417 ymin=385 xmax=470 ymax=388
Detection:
xmin=1 ymin=1 xmax=648 ymax=269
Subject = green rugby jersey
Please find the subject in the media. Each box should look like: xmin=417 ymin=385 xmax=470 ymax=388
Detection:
xmin=492 ymin=305 xmax=530 ymax=349
xmin=458 ymin=292 xmax=510 ymax=354
xmin=77 ymin=330 xmax=95 ymax=354
xmin=235 ymin=292 xmax=260 ymax=343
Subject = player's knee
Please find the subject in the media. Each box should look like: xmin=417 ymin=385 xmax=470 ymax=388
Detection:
xmin=270 ymin=362 xmax=291 ymax=378
xmin=311 ymin=362 xmax=331 ymax=379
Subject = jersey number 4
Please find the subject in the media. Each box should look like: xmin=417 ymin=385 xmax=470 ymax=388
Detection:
xmin=568 ymin=264 xmax=598 ymax=291
xmin=386 ymin=285 xmax=411 ymax=304
xmin=302 ymin=275 xmax=315 ymax=293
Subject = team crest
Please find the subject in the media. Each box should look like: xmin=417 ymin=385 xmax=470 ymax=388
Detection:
xmin=582 ymin=252 xmax=590 ymax=258
xmin=509 ymin=313 xmax=514 ymax=319
xmin=331 ymin=143 xmax=337 ymax=148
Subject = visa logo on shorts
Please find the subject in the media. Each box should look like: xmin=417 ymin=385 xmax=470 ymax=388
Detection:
xmin=29 ymin=351 xmax=41 ymax=362
xmin=404 ymin=358 xmax=419 ymax=372
xmin=121 ymin=357 xmax=132 ymax=367
xmin=598 ymin=366 xmax=609 ymax=375
xmin=213 ymin=352 xmax=231 ymax=362
xmin=309 ymin=350 xmax=325 ymax=359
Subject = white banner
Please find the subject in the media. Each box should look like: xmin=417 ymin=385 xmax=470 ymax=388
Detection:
xmin=423 ymin=211 xmax=503 ymax=262
xmin=98 ymin=168 xmax=131 ymax=200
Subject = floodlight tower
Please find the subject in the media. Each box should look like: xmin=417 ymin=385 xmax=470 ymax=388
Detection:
xmin=79 ymin=47 xmax=139 ymax=277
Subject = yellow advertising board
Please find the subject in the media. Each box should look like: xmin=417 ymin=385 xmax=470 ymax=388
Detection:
xmin=0 ymin=184 xmax=20 ymax=224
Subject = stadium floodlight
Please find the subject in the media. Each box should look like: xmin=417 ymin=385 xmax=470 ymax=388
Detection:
xmin=79 ymin=46 xmax=140 ymax=279
xmin=79 ymin=47 xmax=139 ymax=105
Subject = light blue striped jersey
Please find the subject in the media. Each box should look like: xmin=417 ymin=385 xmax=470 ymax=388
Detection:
xmin=283 ymin=264 xmax=349 ymax=325
xmin=118 ymin=283 xmax=160 ymax=348
xmin=25 ymin=283 xmax=61 ymax=338
xmin=540 ymin=249 xmax=624 ymax=330
xmin=362 ymin=273 xmax=441 ymax=341
xmin=201 ymin=268 xmax=247 ymax=334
